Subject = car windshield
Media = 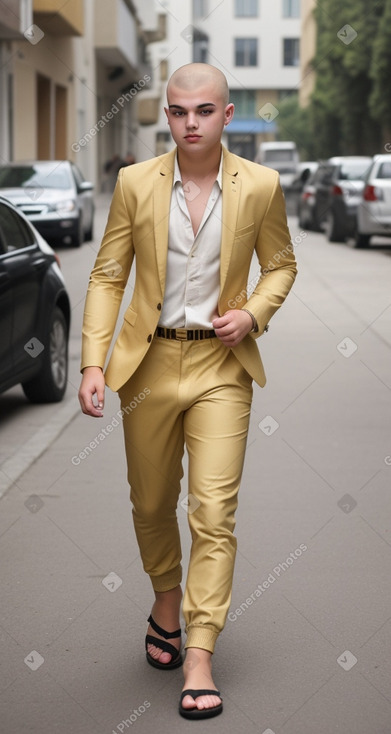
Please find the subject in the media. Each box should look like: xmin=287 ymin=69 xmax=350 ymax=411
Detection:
xmin=0 ymin=164 xmax=72 ymax=190
xmin=338 ymin=161 xmax=371 ymax=181
xmin=264 ymin=150 xmax=295 ymax=163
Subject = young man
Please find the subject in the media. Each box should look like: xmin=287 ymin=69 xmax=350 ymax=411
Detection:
xmin=79 ymin=63 xmax=297 ymax=719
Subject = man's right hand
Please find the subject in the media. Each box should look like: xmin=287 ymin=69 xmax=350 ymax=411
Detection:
xmin=78 ymin=366 xmax=105 ymax=417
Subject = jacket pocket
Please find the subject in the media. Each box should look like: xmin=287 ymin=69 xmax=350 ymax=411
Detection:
xmin=234 ymin=223 xmax=255 ymax=241
xmin=124 ymin=306 xmax=137 ymax=326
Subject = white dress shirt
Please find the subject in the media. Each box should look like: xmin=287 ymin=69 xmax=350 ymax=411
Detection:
xmin=158 ymin=153 xmax=223 ymax=329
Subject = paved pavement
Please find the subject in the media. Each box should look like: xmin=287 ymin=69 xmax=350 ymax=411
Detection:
xmin=1 ymin=199 xmax=391 ymax=733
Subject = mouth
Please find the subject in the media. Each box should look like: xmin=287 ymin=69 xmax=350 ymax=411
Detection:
xmin=185 ymin=134 xmax=202 ymax=141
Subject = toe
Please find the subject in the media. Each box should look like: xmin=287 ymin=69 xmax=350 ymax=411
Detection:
xmin=147 ymin=643 xmax=173 ymax=664
xmin=181 ymin=694 xmax=221 ymax=711
xmin=158 ymin=651 xmax=173 ymax=664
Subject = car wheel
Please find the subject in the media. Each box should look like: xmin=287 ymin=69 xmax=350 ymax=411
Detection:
xmin=84 ymin=206 xmax=95 ymax=242
xmin=354 ymin=232 xmax=371 ymax=248
xmin=325 ymin=211 xmax=345 ymax=242
xmin=84 ymin=221 xmax=94 ymax=242
xmin=71 ymin=215 xmax=83 ymax=247
xmin=22 ymin=307 xmax=68 ymax=403
xmin=298 ymin=208 xmax=308 ymax=229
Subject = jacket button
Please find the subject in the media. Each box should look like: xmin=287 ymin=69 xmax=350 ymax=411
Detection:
xmin=157 ymin=303 xmax=161 ymax=310
xmin=147 ymin=334 xmax=152 ymax=343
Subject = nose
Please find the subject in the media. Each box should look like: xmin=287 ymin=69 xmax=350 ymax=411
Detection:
xmin=186 ymin=112 xmax=198 ymax=129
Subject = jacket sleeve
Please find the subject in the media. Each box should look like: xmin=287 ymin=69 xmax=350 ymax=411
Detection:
xmin=244 ymin=174 xmax=297 ymax=338
xmin=80 ymin=168 xmax=134 ymax=371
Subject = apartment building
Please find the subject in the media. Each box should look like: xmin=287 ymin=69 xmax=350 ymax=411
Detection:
xmin=139 ymin=0 xmax=302 ymax=161
xmin=0 ymin=0 xmax=164 ymax=185
xmin=299 ymin=0 xmax=316 ymax=107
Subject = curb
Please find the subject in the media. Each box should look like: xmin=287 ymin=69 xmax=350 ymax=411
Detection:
xmin=0 ymin=397 xmax=80 ymax=499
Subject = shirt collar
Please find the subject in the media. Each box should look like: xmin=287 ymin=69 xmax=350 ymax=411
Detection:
xmin=173 ymin=150 xmax=223 ymax=189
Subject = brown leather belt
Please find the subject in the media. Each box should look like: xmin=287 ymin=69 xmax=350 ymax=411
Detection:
xmin=155 ymin=327 xmax=216 ymax=341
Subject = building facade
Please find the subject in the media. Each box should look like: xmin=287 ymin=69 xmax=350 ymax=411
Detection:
xmin=299 ymin=0 xmax=316 ymax=107
xmin=0 ymin=0 xmax=165 ymax=187
xmin=139 ymin=0 xmax=302 ymax=161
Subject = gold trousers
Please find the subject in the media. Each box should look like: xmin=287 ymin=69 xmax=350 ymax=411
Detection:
xmin=118 ymin=335 xmax=253 ymax=653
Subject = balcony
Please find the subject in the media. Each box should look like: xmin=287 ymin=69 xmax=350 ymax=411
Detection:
xmin=33 ymin=0 xmax=83 ymax=36
xmin=0 ymin=0 xmax=33 ymax=39
xmin=95 ymin=0 xmax=139 ymax=77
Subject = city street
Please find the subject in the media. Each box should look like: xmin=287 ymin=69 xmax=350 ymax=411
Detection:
xmin=1 ymin=197 xmax=391 ymax=734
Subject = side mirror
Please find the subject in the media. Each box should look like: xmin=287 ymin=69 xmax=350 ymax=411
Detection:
xmin=78 ymin=181 xmax=94 ymax=192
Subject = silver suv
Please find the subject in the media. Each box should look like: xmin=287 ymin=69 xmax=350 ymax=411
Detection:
xmin=356 ymin=154 xmax=391 ymax=247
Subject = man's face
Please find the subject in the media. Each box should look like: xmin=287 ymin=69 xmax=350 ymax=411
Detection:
xmin=164 ymin=82 xmax=234 ymax=155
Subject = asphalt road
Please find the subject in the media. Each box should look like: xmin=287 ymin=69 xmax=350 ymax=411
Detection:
xmin=1 ymin=197 xmax=391 ymax=734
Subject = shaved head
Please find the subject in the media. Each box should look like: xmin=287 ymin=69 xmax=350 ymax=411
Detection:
xmin=167 ymin=64 xmax=229 ymax=107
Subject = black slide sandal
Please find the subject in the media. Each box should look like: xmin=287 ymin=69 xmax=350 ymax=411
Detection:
xmin=179 ymin=689 xmax=223 ymax=719
xmin=145 ymin=614 xmax=182 ymax=670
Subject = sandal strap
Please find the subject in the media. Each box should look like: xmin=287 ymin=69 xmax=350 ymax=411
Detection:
xmin=147 ymin=614 xmax=181 ymax=640
xmin=180 ymin=689 xmax=221 ymax=702
xmin=145 ymin=634 xmax=180 ymax=659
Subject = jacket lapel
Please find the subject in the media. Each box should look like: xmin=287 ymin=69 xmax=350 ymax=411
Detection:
xmin=153 ymin=149 xmax=176 ymax=295
xmin=220 ymin=147 xmax=241 ymax=295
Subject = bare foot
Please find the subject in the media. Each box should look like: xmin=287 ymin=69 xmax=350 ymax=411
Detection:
xmin=146 ymin=585 xmax=182 ymax=664
xmin=181 ymin=647 xmax=222 ymax=712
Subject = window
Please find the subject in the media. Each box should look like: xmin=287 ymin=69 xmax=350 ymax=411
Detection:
xmin=235 ymin=38 xmax=258 ymax=66
xmin=193 ymin=28 xmax=209 ymax=63
xmin=282 ymin=0 xmax=300 ymax=17
xmin=0 ymin=204 xmax=35 ymax=252
xmin=193 ymin=0 xmax=207 ymax=18
xmin=378 ymin=162 xmax=391 ymax=179
xmin=283 ymin=38 xmax=300 ymax=66
xmin=230 ymin=90 xmax=256 ymax=117
xmin=235 ymin=0 xmax=258 ymax=17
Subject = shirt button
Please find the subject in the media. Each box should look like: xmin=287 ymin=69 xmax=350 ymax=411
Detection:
xmin=147 ymin=334 xmax=152 ymax=343
xmin=157 ymin=303 xmax=161 ymax=310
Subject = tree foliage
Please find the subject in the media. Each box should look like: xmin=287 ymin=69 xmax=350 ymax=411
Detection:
xmin=308 ymin=0 xmax=387 ymax=157
xmin=369 ymin=0 xmax=391 ymax=140
xmin=276 ymin=94 xmax=316 ymax=161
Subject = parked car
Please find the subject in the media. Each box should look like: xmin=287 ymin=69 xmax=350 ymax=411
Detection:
xmin=297 ymin=167 xmax=319 ymax=230
xmin=0 ymin=196 xmax=70 ymax=402
xmin=255 ymin=141 xmax=300 ymax=190
xmin=356 ymin=154 xmax=391 ymax=247
xmin=0 ymin=160 xmax=94 ymax=247
xmin=299 ymin=156 xmax=372 ymax=241
xmin=290 ymin=161 xmax=319 ymax=216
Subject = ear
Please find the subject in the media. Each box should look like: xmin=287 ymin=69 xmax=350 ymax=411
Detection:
xmin=164 ymin=107 xmax=170 ymax=123
xmin=224 ymin=103 xmax=235 ymax=126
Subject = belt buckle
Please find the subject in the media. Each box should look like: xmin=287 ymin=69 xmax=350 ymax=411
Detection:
xmin=175 ymin=328 xmax=188 ymax=341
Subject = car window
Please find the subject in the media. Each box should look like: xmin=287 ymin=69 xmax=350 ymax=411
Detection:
xmin=71 ymin=163 xmax=84 ymax=186
xmin=0 ymin=203 xmax=36 ymax=252
xmin=318 ymin=166 xmax=333 ymax=183
xmin=377 ymin=162 xmax=391 ymax=179
xmin=0 ymin=164 xmax=72 ymax=190
xmin=338 ymin=161 xmax=372 ymax=180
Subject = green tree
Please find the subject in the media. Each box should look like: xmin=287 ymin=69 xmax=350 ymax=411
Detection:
xmin=370 ymin=0 xmax=391 ymax=143
xmin=276 ymin=94 xmax=316 ymax=161
xmin=309 ymin=0 xmax=383 ymax=157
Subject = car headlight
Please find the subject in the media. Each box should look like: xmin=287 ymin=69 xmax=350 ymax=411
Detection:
xmin=54 ymin=200 xmax=76 ymax=214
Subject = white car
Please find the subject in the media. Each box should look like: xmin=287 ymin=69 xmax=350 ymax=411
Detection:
xmin=0 ymin=160 xmax=94 ymax=248
xmin=356 ymin=154 xmax=391 ymax=247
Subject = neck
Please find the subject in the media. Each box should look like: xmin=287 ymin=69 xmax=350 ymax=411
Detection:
xmin=177 ymin=144 xmax=222 ymax=180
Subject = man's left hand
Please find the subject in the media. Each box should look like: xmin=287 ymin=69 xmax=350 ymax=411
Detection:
xmin=212 ymin=310 xmax=253 ymax=347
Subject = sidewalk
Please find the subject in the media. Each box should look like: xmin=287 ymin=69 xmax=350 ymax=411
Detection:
xmin=1 ymin=219 xmax=391 ymax=733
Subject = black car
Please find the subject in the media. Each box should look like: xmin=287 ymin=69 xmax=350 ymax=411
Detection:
xmin=0 ymin=160 xmax=94 ymax=248
xmin=0 ymin=197 xmax=70 ymax=402
xmin=299 ymin=156 xmax=372 ymax=241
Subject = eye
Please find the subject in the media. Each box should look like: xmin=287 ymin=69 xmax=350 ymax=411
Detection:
xmin=200 ymin=109 xmax=213 ymax=115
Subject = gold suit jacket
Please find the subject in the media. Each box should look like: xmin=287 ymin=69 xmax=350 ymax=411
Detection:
xmin=81 ymin=145 xmax=297 ymax=390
